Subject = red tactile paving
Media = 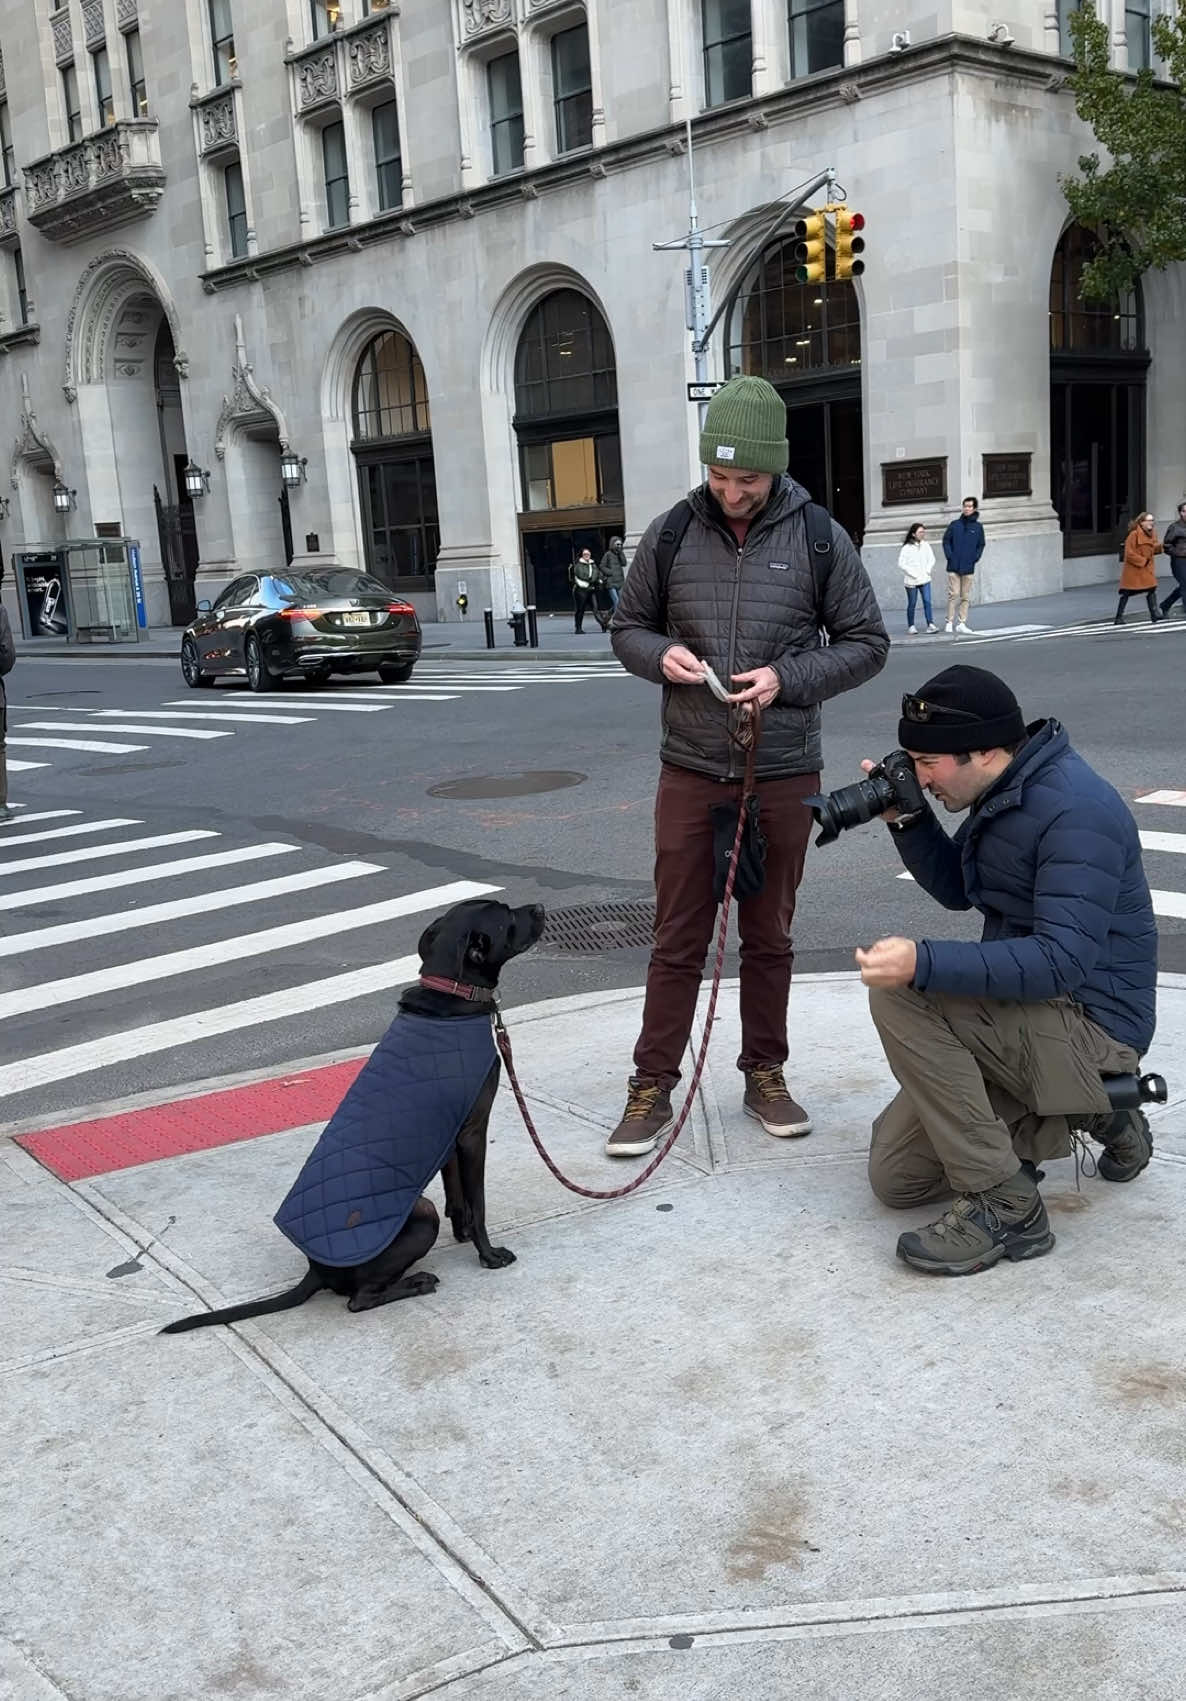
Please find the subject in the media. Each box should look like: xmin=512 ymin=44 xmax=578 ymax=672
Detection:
xmin=15 ymin=1059 xmax=366 ymax=1182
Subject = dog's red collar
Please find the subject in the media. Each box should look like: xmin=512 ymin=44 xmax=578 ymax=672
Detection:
xmin=417 ymin=975 xmax=496 ymax=1004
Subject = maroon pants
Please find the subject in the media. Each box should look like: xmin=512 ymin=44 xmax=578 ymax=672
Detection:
xmin=633 ymin=762 xmax=820 ymax=1086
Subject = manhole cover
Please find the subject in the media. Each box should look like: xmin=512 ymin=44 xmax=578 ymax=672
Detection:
xmin=428 ymin=770 xmax=586 ymax=799
xmin=543 ymin=900 xmax=656 ymax=953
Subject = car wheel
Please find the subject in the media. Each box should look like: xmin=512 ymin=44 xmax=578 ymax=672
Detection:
xmin=378 ymin=662 xmax=414 ymax=684
xmin=245 ymin=636 xmax=275 ymax=693
xmin=181 ymin=638 xmax=214 ymax=689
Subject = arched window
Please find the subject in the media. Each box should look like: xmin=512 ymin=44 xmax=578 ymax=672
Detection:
xmin=350 ymin=327 xmax=438 ymax=588
xmin=512 ymin=289 xmax=623 ymax=611
xmin=725 ymin=233 xmax=864 ymax=540
xmin=1049 ymin=225 xmax=1148 ymax=557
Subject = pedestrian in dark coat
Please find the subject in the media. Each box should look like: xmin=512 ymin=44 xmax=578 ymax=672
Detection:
xmin=941 ymin=497 xmax=985 ymax=633
xmin=608 ymin=373 xmax=888 ymax=1157
xmin=1115 ymin=513 xmax=1162 ymax=624
xmin=569 ymin=548 xmax=603 ymax=633
xmin=1158 ymin=501 xmax=1186 ymax=617
xmin=0 ymin=602 xmax=13 ymax=822
xmin=599 ymin=537 xmax=627 ymax=613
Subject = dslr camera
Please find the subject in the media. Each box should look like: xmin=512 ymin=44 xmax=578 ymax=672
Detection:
xmin=803 ymin=750 xmax=927 ymax=847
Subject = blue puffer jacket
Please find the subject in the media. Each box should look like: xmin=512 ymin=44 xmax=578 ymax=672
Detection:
xmin=942 ymin=514 xmax=986 ymax=574
xmin=274 ymin=1011 xmax=496 ymax=1267
xmin=895 ymin=721 xmax=1157 ymax=1054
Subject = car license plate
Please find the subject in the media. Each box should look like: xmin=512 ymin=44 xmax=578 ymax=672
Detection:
xmin=342 ymin=612 xmax=370 ymax=627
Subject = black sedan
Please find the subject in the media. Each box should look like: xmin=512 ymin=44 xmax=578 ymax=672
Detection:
xmin=180 ymin=570 xmax=422 ymax=691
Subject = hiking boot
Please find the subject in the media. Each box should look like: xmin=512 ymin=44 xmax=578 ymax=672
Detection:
xmin=743 ymin=1067 xmax=812 ymax=1138
xmin=1081 ymin=1109 xmax=1153 ymax=1183
xmin=896 ymin=1170 xmax=1054 ymax=1276
xmin=606 ymin=1078 xmax=674 ymax=1158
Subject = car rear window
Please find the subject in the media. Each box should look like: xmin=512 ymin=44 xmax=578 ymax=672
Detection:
xmin=302 ymin=571 xmax=392 ymax=598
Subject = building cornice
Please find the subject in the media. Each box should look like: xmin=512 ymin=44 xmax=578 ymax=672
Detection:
xmin=199 ymin=36 xmax=1074 ymax=293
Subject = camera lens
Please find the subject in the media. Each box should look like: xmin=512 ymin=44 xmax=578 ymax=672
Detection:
xmin=803 ymin=774 xmax=896 ymax=846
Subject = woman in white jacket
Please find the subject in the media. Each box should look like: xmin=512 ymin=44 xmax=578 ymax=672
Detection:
xmin=898 ymin=523 xmax=937 ymax=633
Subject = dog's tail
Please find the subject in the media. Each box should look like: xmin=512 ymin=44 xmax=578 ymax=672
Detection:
xmin=159 ymin=1268 xmax=324 ymax=1334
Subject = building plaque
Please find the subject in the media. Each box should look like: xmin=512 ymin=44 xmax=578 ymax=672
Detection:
xmin=881 ymin=457 xmax=947 ymax=507
xmin=982 ymin=452 xmax=1032 ymax=498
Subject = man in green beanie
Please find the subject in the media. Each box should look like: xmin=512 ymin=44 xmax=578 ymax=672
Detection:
xmin=608 ymin=373 xmax=889 ymax=1156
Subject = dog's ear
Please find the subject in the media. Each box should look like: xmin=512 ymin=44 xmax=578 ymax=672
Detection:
xmin=418 ymin=918 xmax=443 ymax=961
xmin=463 ymin=930 xmax=492 ymax=966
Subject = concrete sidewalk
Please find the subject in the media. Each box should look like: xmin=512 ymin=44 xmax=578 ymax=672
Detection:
xmin=10 ymin=582 xmax=1127 ymax=663
xmin=4 ymin=970 xmax=1186 ymax=1700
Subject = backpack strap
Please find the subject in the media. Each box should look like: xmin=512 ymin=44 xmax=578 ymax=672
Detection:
xmin=654 ymin=499 xmax=695 ymax=604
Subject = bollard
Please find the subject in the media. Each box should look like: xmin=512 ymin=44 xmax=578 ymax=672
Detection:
xmin=483 ymin=607 xmax=495 ymax=649
xmin=508 ymin=604 xmax=528 ymax=647
xmin=526 ymin=604 xmax=539 ymax=648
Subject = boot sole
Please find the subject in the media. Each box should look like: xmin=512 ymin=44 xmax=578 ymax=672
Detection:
xmin=605 ymin=1114 xmax=674 ymax=1159
xmin=897 ymin=1228 xmax=1055 ymax=1276
xmin=1097 ymin=1152 xmax=1151 ymax=1183
xmin=743 ymin=1103 xmax=812 ymax=1138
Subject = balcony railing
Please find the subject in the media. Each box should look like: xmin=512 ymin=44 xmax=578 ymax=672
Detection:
xmin=289 ymin=13 xmax=396 ymax=114
xmin=193 ymin=89 xmax=238 ymax=158
xmin=23 ymin=120 xmax=165 ymax=243
xmin=0 ymin=185 xmax=18 ymax=248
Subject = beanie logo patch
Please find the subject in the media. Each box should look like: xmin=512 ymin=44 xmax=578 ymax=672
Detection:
xmin=714 ymin=445 xmax=736 ymax=462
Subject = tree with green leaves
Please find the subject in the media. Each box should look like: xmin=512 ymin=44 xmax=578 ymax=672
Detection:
xmin=1063 ymin=6 xmax=1186 ymax=302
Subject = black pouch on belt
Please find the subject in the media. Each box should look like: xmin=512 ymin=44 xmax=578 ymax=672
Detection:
xmin=710 ymin=794 xmax=767 ymax=902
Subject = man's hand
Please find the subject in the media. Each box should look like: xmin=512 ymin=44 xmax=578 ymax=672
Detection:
xmin=860 ymin=758 xmax=900 ymax=823
xmin=855 ymin=937 xmax=918 ymax=988
xmin=728 ymin=665 xmax=780 ymax=709
xmin=661 ymin=644 xmax=708 ymax=684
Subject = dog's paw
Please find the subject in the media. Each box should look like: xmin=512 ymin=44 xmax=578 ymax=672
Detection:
xmin=448 ymin=1215 xmax=470 ymax=1244
xmin=407 ymin=1271 xmax=440 ymax=1294
xmin=480 ymin=1246 xmax=516 ymax=1269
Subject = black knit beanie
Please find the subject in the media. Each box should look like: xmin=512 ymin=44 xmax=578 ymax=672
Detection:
xmin=898 ymin=665 xmax=1027 ymax=754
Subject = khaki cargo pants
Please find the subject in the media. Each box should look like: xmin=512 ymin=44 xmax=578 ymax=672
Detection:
xmin=867 ymin=984 xmax=1138 ymax=1205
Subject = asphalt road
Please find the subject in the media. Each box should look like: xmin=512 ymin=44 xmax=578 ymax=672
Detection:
xmin=3 ymin=616 xmax=1184 ymax=1124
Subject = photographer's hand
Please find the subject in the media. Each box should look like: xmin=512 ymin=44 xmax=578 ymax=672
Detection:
xmin=661 ymin=644 xmax=708 ymax=685
xmin=855 ymin=937 xmax=918 ymax=988
xmin=860 ymin=758 xmax=900 ymax=823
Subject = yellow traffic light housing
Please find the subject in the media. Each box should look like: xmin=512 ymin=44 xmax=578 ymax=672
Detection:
xmin=833 ymin=207 xmax=866 ymax=280
xmin=793 ymin=211 xmax=827 ymax=285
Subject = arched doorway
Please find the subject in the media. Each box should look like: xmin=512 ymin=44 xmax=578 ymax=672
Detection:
xmin=350 ymin=326 xmax=439 ymax=589
xmin=513 ymin=288 xmax=623 ymax=611
xmin=152 ymin=319 xmax=201 ymax=624
xmin=1049 ymin=224 xmax=1147 ymax=558
xmin=725 ymin=234 xmax=864 ymax=538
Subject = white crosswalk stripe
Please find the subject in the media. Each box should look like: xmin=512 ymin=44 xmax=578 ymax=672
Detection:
xmin=0 ymin=811 xmax=83 ymax=829
xmin=15 ymin=719 xmax=233 ymax=740
xmin=0 ymin=817 xmax=140 ymax=848
xmin=5 ymin=760 xmax=49 ymax=771
xmin=7 ymin=735 xmax=149 ymax=754
xmin=92 ymin=709 xmax=316 ymax=725
xmin=0 ymin=805 xmax=506 ymax=1105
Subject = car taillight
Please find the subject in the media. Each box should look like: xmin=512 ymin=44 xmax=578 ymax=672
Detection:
xmin=280 ymin=607 xmax=322 ymax=622
xmin=387 ymin=601 xmax=416 ymax=616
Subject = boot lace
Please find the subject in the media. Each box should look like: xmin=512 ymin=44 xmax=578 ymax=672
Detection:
xmin=624 ymin=1082 xmax=665 ymax=1122
xmin=748 ymin=1066 xmax=792 ymax=1103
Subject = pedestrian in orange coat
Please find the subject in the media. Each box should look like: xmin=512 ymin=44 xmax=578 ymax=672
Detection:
xmin=1114 ymin=513 xmax=1163 ymax=624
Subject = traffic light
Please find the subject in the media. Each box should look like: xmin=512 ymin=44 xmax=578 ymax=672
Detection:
xmin=793 ymin=211 xmax=827 ymax=285
xmin=834 ymin=207 xmax=866 ymax=280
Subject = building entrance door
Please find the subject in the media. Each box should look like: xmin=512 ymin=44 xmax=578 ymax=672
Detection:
xmin=783 ymin=395 xmax=864 ymax=542
xmin=521 ymin=520 xmax=621 ymax=614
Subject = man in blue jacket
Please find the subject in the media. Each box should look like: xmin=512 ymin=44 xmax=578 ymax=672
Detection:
xmin=855 ymin=664 xmax=1157 ymax=1275
xmin=942 ymin=497 xmax=985 ymax=634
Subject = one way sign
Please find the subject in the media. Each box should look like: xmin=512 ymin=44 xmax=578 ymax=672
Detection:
xmin=687 ymin=381 xmax=726 ymax=402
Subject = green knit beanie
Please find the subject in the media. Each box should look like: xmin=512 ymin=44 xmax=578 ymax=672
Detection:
xmin=699 ymin=375 xmax=788 ymax=475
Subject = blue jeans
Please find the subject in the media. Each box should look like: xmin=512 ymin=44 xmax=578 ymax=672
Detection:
xmin=606 ymin=586 xmax=620 ymax=611
xmin=906 ymin=584 xmax=933 ymax=627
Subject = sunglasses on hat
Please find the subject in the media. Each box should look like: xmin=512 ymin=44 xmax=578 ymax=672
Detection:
xmin=901 ymin=693 xmax=983 ymax=725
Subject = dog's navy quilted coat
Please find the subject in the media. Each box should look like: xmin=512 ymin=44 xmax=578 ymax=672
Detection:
xmin=274 ymin=1011 xmax=497 ymax=1266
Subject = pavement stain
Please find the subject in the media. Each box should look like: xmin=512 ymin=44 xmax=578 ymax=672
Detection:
xmin=724 ymin=1486 xmax=817 ymax=1581
xmin=1107 ymin=1364 xmax=1186 ymax=1405
xmin=1044 ymin=1191 xmax=1093 ymax=1214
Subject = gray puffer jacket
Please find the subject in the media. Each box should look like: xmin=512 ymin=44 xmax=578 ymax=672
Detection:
xmin=611 ymin=477 xmax=889 ymax=781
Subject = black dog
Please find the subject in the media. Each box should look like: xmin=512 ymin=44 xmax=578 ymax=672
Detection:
xmin=161 ymin=898 xmax=545 ymax=1333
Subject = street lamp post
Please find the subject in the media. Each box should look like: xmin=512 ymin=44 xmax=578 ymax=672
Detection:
xmin=182 ymin=460 xmax=211 ymax=498
xmin=52 ymin=481 xmax=77 ymax=514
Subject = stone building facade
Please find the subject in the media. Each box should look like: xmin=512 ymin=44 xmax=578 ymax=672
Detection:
xmin=0 ymin=0 xmax=1182 ymax=631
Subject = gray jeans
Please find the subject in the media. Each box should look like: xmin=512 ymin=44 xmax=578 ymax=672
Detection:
xmin=868 ymin=985 xmax=1138 ymax=1203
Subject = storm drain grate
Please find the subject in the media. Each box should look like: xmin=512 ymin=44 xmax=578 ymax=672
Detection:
xmin=542 ymin=900 xmax=656 ymax=954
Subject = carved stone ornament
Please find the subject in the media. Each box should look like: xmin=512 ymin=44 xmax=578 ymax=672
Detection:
xmin=0 ymin=187 xmax=17 ymax=242
xmin=83 ymin=0 xmax=106 ymax=49
xmin=11 ymin=372 xmax=64 ymax=488
xmin=198 ymin=92 xmax=237 ymax=153
xmin=62 ymin=248 xmax=188 ymax=402
xmin=214 ymin=314 xmax=291 ymax=460
xmin=116 ymin=0 xmax=139 ymax=23
xmin=52 ymin=9 xmax=74 ymax=65
xmin=461 ymin=0 xmax=513 ymax=38
xmin=25 ymin=124 xmax=166 ymax=244
xmin=296 ymin=48 xmax=339 ymax=107
xmin=348 ymin=21 xmax=392 ymax=87
xmin=0 ymin=47 xmax=6 ymax=100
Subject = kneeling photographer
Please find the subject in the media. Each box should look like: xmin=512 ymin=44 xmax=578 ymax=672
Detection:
xmin=825 ymin=665 xmax=1157 ymax=1276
